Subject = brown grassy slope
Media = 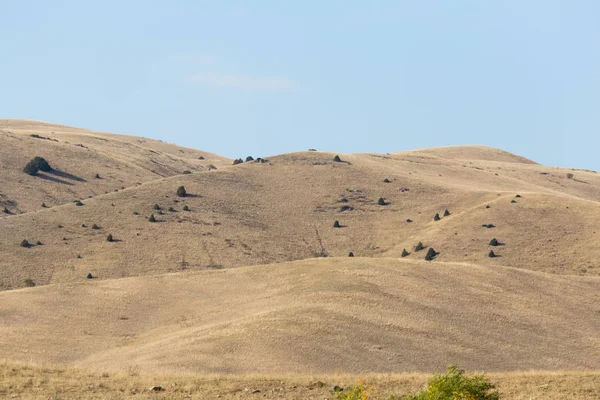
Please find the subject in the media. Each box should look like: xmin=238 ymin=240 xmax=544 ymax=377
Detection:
xmin=0 ymin=258 xmax=598 ymax=374
xmin=0 ymin=119 xmax=230 ymax=213
xmin=1 ymin=148 xmax=600 ymax=289
xmin=2 ymin=362 xmax=599 ymax=400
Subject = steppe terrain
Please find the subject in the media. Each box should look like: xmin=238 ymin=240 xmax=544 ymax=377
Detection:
xmin=1 ymin=120 xmax=599 ymax=398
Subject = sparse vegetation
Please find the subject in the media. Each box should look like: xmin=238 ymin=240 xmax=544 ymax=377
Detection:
xmin=415 ymin=242 xmax=425 ymax=251
xmin=482 ymin=224 xmax=495 ymax=229
xmin=176 ymin=186 xmax=187 ymax=197
xmin=87 ymin=273 xmax=93 ymax=279
xmin=333 ymin=220 xmax=341 ymax=228
xmin=20 ymin=239 xmax=30 ymax=248
xmin=489 ymin=250 xmax=497 ymax=258
xmin=23 ymin=279 xmax=36 ymax=287
xmin=333 ymin=155 xmax=342 ymax=162
xmin=168 ymin=207 xmax=176 ymax=212
xmin=153 ymin=204 xmax=161 ymax=210
xmin=489 ymin=238 xmax=499 ymax=246
xmin=95 ymin=173 xmax=101 ymax=179
xmin=443 ymin=209 xmax=450 ymax=216
xmin=406 ymin=219 xmax=413 ymax=223
xmin=41 ymin=202 xmax=47 ymax=208
xmin=182 ymin=170 xmax=192 ymax=174
xmin=434 ymin=213 xmax=441 ymax=221
xmin=485 ymin=204 xmax=490 ymax=208
xmin=394 ymin=365 xmax=499 ymax=400
xmin=233 ymin=158 xmax=243 ymax=165
xmin=2 ymin=207 xmax=9 ymax=214
xmin=36 ymin=241 xmax=42 ymax=245
xmin=567 ymin=173 xmax=574 ymax=179
xmin=348 ymin=252 xmax=354 ymax=257
xmin=106 ymin=234 xmax=113 ymax=242
xmin=335 ymin=381 xmax=373 ymax=400
xmin=425 ymin=247 xmax=438 ymax=261
xmin=23 ymin=156 xmax=52 ymax=175
xmin=515 ymin=194 xmax=521 ymax=198
xmin=377 ymin=197 xmax=387 ymax=206
xmin=91 ymin=224 xmax=100 ymax=230
xmin=183 ymin=205 xmax=190 ymax=211
xmin=148 ymin=214 xmax=156 ymax=223
xmin=246 ymin=156 xmax=254 ymax=162
xmin=401 ymin=249 xmax=409 ymax=257
xmin=383 ymin=178 xmax=391 ymax=183
xmin=511 ymin=199 xmax=517 ymax=203
xmin=75 ymin=200 xmax=84 ymax=206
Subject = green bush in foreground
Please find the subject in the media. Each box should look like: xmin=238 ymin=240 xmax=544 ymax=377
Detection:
xmin=393 ymin=365 xmax=499 ymax=400
xmin=335 ymin=381 xmax=373 ymax=400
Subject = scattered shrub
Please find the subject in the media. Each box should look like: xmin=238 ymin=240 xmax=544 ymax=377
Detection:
xmin=20 ymin=239 xmax=30 ymax=248
xmin=383 ymin=178 xmax=391 ymax=183
xmin=41 ymin=203 xmax=48 ymax=208
xmin=2 ymin=207 xmax=9 ymax=214
xmin=334 ymin=381 xmax=373 ymax=400
xmin=333 ymin=220 xmax=341 ymax=228
xmin=348 ymin=252 xmax=354 ymax=257
xmin=245 ymin=156 xmax=254 ymax=162
xmin=515 ymin=194 xmax=521 ymax=198
xmin=183 ymin=205 xmax=190 ymax=211
xmin=176 ymin=186 xmax=187 ymax=197
xmin=567 ymin=173 xmax=574 ymax=179
xmin=92 ymin=224 xmax=100 ymax=230
xmin=485 ymin=204 xmax=490 ymax=209
xmin=511 ymin=200 xmax=517 ymax=203
xmin=182 ymin=170 xmax=192 ymax=174
xmin=87 ymin=273 xmax=93 ymax=279
xmin=198 ymin=155 xmax=205 ymax=160
xmin=133 ymin=211 xmax=139 ymax=215
xmin=233 ymin=158 xmax=243 ymax=165
xmin=395 ymin=365 xmax=498 ymax=400
xmin=488 ymin=250 xmax=496 ymax=258
xmin=149 ymin=214 xmax=157 ymax=223
xmin=415 ymin=242 xmax=425 ymax=252
xmin=153 ymin=204 xmax=161 ymax=210
xmin=24 ymin=156 xmax=52 ymax=175
xmin=333 ymin=155 xmax=342 ymax=162
xmin=425 ymin=247 xmax=438 ymax=261
xmin=406 ymin=218 xmax=413 ymax=223
xmin=308 ymin=148 xmax=317 ymax=151
xmin=434 ymin=213 xmax=441 ymax=221
xmin=57 ymin=224 xmax=63 ymax=228
xmin=489 ymin=238 xmax=499 ymax=246
xmin=95 ymin=173 xmax=101 ymax=179
xmin=443 ymin=209 xmax=450 ymax=217
xmin=377 ymin=197 xmax=387 ymax=206
xmin=482 ymin=224 xmax=495 ymax=229
xmin=401 ymin=249 xmax=409 ymax=257
xmin=168 ymin=207 xmax=176 ymax=212
xmin=75 ymin=200 xmax=84 ymax=206
xmin=82 ymin=224 xmax=86 ymax=227
xmin=23 ymin=279 xmax=36 ymax=287
xmin=106 ymin=234 xmax=113 ymax=242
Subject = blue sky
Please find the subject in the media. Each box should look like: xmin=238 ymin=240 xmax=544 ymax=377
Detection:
xmin=1 ymin=1 xmax=598 ymax=169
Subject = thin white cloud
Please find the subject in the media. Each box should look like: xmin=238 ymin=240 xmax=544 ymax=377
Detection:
xmin=188 ymin=72 xmax=296 ymax=91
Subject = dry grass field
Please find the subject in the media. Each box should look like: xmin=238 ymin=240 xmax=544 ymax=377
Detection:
xmin=1 ymin=120 xmax=599 ymax=398
xmin=1 ymin=362 xmax=599 ymax=399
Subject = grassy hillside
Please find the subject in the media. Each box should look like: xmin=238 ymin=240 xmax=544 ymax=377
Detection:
xmin=1 ymin=145 xmax=600 ymax=290
xmin=0 ymin=119 xmax=231 ymax=213
xmin=1 ymin=258 xmax=598 ymax=374
xmin=2 ymin=362 xmax=599 ymax=399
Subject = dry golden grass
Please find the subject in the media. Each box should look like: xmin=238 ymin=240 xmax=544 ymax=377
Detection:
xmin=0 ymin=119 xmax=230 ymax=213
xmin=1 ymin=361 xmax=599 ymax=399
xmin=1 ymin=258 xmax=598 ymax=374
xmin=2 ymin=134 xmax=600 ymax=289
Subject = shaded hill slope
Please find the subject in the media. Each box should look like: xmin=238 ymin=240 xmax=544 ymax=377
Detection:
xmin=1 ymin=258 xmax=598 ymax=374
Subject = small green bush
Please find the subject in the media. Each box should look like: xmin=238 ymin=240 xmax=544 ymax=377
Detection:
xmin=348 ymin=252 xmax=354 ymax=257
xmin=182 ymin=170 xmax=192 ymax=174
xmin=434 ymin=213 xmax=441 ymax=221
xmin=24 ymin=279 xmax=36 ymax=287
xmin=92 ymin=224 xmax=100 ymax=230
xmin=41 ymin=202 xmax=48 ymax=208
xmin=333 ymin=220 xmax=341 ymax=228
xmin=333 ymin=155 xmax=342 ymax=162
xmin=515 ymin=194 xmax=521 ymax=198
xmin=95 ymin=173 xmax=101 ymax=179
xmin=383 ymin=178 xmax=391 ymax=183
xmin=75 ymin=200 xmax=84 ymax=206
xmin=394 ymin=365 xmax=498 ymax=400
xmin=2 ymin=207 xmax=9 ymax=214
xmin=149 ymin=214 xmax=156 ymax=223
xmin=106 ymin=234 xmax=113 ymax=242
xmin=406 ymin=219 xmax=413 ymax=223
xmin=176 ymin=186 xmax=187 ymax=197
xmin=378 ymin=197 xmax=387 ymax=206
xmin=246 ymin=156 xmax=254 ymax=162
xmin=153 ymin=204 xmax=161 ymax=210
xmin=334 ymin=381 xmax=373 ymax=400
xmin=168 ymin=207 xmax=176 ymax=212
xmin=489 ymin=238 xmax=499 ymax=246
xmin=36 ymin=241 xmax=42 ymax=246
xmin=24 ymin=156 xmax=52 ymax=175
xmin=183 ymin=205 xmax=190 ymax=211
xmin=485 ymin=204 xmax=490 ymax=209
xmin=233 ymin=158 xmax=243 ymax=165
xmin=488 ymin=250 xmax=496 ymax=258
xmin=401 ymin=249 xmax=409 ymax=257
xmin=443 ymin=209 xmax=450 ymax=217
xmin=511 ymin=200 xmax=517 ymax=203
xmin=20 ymin=239 xmax=30 ymax=248
xmin=415 ymin=242 xmax=425 ymax=252
xmin=425 ymin=247 xmax=437 ymax=261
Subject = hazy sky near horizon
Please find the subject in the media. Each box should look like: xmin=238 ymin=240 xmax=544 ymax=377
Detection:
xmin=1 ymin=1 xmax=599 ymax=169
